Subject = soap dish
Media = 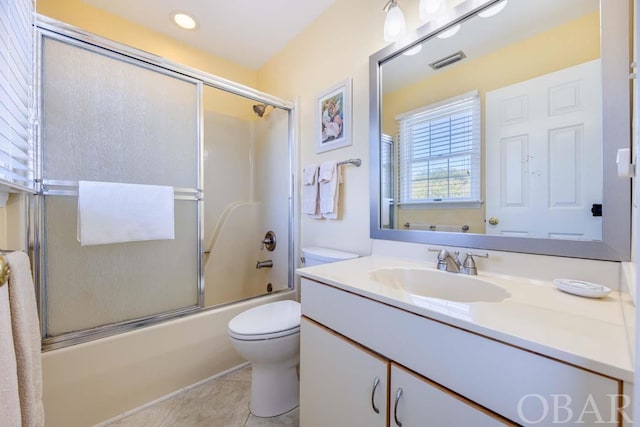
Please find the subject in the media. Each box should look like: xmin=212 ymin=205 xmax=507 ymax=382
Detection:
xmin=553 ymin=279 xmax=611 ymax=299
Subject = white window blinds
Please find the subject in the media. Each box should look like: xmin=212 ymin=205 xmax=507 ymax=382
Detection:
xmin=397 ymin=91 xmax=480 ymax=206
xmin=0 ymin=0 xmax=34 ymax=192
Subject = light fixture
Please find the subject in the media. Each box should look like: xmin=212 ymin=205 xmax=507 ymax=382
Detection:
xmin=419 ymin=0 xmax=445 ymax=22
xmin=403 ymin=44 xmax=423 ymax=56
xmin=383 ymin=0 xmax=407 ymax=43
xmin=171 ymin=11 xmax=199 ymax=30
xmin=478 ymin=0 xmax=508 ymax=18
xmin=436 ymin=23 xmax=460 ymax=39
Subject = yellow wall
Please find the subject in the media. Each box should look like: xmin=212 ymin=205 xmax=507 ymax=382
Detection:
xmin=258 ymin=0 xmax=403 ymax=255
xmin=382 ymin=12 xmax=600 ymax=232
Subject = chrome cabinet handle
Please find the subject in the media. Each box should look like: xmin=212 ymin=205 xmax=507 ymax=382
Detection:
xmin=393 ymin=387 xmax=403 ymax=426
xmin=371 ymin=376 xmax=381 ymax=414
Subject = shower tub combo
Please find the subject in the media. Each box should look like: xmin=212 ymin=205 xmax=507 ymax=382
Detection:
xmin=32 ymin=16 xmax=297 ymax=427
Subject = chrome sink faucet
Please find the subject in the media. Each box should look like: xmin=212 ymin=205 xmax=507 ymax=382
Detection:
xmin=429 ymin=248 xmax=461 ymax=273
xmin=428 ymin=248 xmax=488 ymax=275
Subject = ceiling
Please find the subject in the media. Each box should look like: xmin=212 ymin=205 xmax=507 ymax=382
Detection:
xmin=83 ymin=0 xmax=335 ymax=70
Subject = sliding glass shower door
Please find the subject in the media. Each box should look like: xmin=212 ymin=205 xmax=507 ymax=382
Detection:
xmin=37 ymin=32 xmax=202 ymax=347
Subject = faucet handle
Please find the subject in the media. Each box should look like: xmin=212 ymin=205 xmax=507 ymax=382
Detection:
xmin=461 ymin=252 xmax=489 ymax=275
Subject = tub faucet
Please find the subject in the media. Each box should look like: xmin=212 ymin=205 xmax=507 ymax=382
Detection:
xmin=256 ymin=260 xmax=273 ymax=269
xmin=428 ymin=248 xmax=461 ymax=273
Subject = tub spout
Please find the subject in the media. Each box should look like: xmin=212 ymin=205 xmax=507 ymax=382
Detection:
xmin=256 ymin=260 xmax=273 ymax=269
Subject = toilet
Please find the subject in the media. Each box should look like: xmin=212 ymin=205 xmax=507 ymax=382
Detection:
xmin=301 ymin=246 xmax=359 ymax=267
xmin=227 ymin=246 xmax=358 ymax=418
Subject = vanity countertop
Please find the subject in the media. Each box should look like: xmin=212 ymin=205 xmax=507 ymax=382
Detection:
xmin=296 ymin=255 xmax=635 ymax=382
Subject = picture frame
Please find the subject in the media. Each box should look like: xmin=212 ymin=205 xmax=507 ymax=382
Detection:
xmin=315 ymin=78 xmax=352 ymax=153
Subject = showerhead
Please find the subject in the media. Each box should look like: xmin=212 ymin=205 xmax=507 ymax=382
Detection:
xmin=252 ymin=104 xmax=271 ymax=118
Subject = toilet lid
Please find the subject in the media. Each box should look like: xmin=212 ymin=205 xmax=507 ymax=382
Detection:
xmin=228 ymin=300 xmax=301 ymax=337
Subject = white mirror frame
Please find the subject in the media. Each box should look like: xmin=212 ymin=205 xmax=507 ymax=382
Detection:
xmin=369 ymin=0 xmax=631 ymax=261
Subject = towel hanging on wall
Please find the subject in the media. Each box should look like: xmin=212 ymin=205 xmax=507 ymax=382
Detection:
xmin=0 ymin=262 xmax=21 ymax=427
xmin=319 ymin=161 xmax=342 ymax=220
xmin=77 ymin=181 xmax=175 ymax=246
xmin=5 ymin=251 xmax=45 ymax=427
xmin=302 ymin=164 xmax=321 ymax=219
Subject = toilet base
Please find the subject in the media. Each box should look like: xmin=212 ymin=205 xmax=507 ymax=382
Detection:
xmin=250 ymin=360 xmax=299 ymax=417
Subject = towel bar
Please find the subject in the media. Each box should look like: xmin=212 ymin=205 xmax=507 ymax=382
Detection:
xmin=38 ymin=179 xmax=202 ymax=200
xmin=0 ymin=255 xmax=8 ymax=288
xmin=337 ymin=158 xmax=362 ymax=167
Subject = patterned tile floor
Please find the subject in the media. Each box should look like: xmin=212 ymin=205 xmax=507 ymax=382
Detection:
xmin=104 ymin=366 xmax=299 ymax=427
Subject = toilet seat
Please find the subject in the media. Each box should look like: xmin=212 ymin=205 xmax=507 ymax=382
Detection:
xmin=228 ymin=300 xmax=301 ymax=341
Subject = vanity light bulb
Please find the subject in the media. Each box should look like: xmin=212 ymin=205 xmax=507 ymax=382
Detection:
xmin=478 ymin=0 xmax=508 ymax=18
xmin=403 ymin=44 xmax=423 ymax=56
xmin=384 ymin=4 xmax=407 ymax=42
xmin=419 ymin=0 xmax=445 ymax=22
xmin=436 ymin=23 xmax=460 ymax=39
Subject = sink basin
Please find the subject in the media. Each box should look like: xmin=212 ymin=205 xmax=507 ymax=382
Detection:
xmin=371 ymin=267 xmax=511 ymax=303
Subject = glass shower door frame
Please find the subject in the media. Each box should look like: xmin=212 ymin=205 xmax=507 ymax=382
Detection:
xmin=33 ymin=16 xmax=295 ymax=351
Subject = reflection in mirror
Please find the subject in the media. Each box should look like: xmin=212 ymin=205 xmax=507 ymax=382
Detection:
xmin=371 ymin=0 xmax=630 ymax=260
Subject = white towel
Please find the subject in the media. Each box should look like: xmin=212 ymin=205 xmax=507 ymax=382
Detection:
xmin=319 ymin=161 xmax=342 ymax=220
xmin=303 ymin=164 xmax=318 ymax=185
xmin=6 ymin=252 xmax=44 ymax=427
xmin=0 ymin=281 xmax=21 ymax=427
xmin=303 ymin=165 xmax=321 ymax=218
xmin=77 ymin=181 xmax=175 ymax=246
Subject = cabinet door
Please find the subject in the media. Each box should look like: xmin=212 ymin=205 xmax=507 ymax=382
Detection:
xmin=390 ymin=364 xmax=516 ymax=427
xmin=300 ymin=317 xmax=387 ymax=427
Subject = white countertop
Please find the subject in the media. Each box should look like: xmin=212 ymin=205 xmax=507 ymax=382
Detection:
xmin=297 ymin=255 xmax=635 ymax=382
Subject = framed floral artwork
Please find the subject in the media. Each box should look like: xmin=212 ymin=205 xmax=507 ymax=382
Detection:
xmin=316 ymin=78 xmax=352 ymax=153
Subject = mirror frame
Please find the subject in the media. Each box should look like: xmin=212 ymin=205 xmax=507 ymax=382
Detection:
xmin=369 ymin=0 xmax=631 ymax=261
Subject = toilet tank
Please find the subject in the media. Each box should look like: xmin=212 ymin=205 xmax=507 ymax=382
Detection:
xmin=301 ymin=246 xmax=359 ymax=267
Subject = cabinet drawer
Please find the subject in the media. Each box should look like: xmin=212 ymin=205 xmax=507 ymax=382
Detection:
xmin=301 ymin=278 xmax=621 ymax=426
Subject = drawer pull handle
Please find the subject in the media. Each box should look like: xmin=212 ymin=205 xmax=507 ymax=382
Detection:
xmin=394 ymin=387 xmax=403 ymax=426
xmin=371 ymin=376 xmax=381 ymax=414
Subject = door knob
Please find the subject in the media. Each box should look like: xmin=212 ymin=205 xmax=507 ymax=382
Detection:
xmin=488 ymin=217 xmax=499 ymax=226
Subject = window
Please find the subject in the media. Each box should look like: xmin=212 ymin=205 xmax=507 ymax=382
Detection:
xmin=397 ymin=91 xmax=480 ymax=207
xmin=0 ymin=0 xmax=35 ymax=193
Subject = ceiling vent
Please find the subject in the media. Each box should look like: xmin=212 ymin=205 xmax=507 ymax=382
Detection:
xmin=429 ymin=51 xmax=467 ymax=70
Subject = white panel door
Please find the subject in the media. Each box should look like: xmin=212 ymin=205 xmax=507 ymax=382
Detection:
xmin=485 ymin=60 xmax=602 ymax=240
xmin=390 ymin=364 xmax=515 ymax=427
xmin=300 ymin=318 xmax=388 ymax=427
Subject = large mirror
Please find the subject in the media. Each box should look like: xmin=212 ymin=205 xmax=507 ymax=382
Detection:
xmin=369 ymin=0 xmax=631 ymax=261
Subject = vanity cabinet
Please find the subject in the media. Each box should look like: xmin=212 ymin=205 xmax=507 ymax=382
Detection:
xmin=301 ymin=317 xmax=514 ymax=427
xmin=300 ymin=277 xmax=624 ymax=426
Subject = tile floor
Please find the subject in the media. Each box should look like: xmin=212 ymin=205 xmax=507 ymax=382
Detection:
xmin=104 ymin=366 xmax=299 ymax=427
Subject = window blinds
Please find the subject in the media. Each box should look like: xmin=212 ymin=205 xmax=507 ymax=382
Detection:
xmin=397 ymin=92 xmax=480 ymax=205
xmin=0 ymin=0 xmax=34 ymax=192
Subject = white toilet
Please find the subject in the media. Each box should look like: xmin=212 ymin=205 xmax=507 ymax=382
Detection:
xmin=227 ymin=246 xmax=358 ymax=418
xmin=301 ymin=246 xmax=359 ymax=267
xmin=228 ymin=300 xmax=301 ymax=417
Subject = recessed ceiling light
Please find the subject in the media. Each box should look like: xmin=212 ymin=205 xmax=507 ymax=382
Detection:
xmin=171 ymin=11 xmax=199 ymax=30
